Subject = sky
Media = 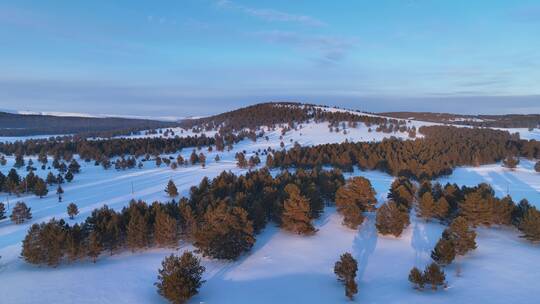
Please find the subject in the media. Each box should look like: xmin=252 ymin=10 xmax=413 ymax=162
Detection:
xmin=0 ymin=0 xmax=539 ymax=117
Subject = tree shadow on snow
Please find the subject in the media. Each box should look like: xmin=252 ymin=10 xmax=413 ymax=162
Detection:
xmin=352 ymin=214 xmax=378 ymax=281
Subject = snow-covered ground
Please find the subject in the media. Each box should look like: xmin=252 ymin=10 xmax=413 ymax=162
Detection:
xmin=0 ymin=136 xmax=539 ymax=303
xmin=0 ymin=107 xmax=539 ymax=303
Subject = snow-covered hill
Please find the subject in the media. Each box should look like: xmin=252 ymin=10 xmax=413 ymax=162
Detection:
xmin=0 ymin=104 xmax=539 ymax=303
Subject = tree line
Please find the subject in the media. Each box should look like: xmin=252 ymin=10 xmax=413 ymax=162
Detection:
xmin=20 ymin=168 xmax=345 ymax=266
xmin=267 ymin=125 xmax=540 ymax=180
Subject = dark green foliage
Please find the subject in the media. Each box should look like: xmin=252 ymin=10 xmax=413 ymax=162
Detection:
xmin=281 ymin=184 xmax=315 ymax=235
xmin=335 ymin=177 xmax=377 ymax=229
xmin=375 ymin=201 xmax=409 ymax=237
xmin=155 ymin=252 xmax=205 ymax=304
xmin=10 ymin=202 xmax=32 ymax=224
xmin=334 ymin=252 xmax=358 ymax=300
xmin=195 ymin=202 xmax=255 ymax=260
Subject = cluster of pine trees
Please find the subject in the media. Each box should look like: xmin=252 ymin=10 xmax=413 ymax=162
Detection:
xmin=0 ymin=133 xmax=243 ymax=165
xmin=416 ymin=181 xmax=540 ymax=242
xmin=375 ymin=177 xmax=416 ymax=237
xmin=0 ymin=153 xmax=80 ymax=198
xmin=335 ymin=177 xmax=377 ymax=229
xmin=21 ymin=168 xmax=345 ymax=266
xmin=21 ymin=200 xmax=182 ymax=266
xmin=409 ymin=181 xmax=540 ymax=291
xmin=179 ymin=102 xmax=403 ymax=136
xmin=408 ymin=263 xmax=447 ymax=290
xmin=267 ymin=125 xmax=540 ymax=180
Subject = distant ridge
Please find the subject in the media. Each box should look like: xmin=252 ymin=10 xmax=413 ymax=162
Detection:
xmin=0 ymin=111 xmax=175 ymax=137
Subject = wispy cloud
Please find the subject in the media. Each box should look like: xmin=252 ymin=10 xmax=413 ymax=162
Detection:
xmin=253 ymin=30 xmax=356 ymax=64
xmin=216 ymin=0 xmax=325 ymax=27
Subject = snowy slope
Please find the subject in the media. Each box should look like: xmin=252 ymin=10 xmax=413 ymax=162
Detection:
xmin=0 ymin=105 xmax=539 ymax=303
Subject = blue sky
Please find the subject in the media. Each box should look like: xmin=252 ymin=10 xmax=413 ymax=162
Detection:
xmin=0 ymin=0 xmax=539 ymax=116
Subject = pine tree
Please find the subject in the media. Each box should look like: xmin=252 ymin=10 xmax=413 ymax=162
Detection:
xmin=375 ymin=201 xmax=409 ymax=237
xmin=66 ymin=224 xmax=83 ymax=262
xmin=431 ymin=238 xmax=456 ymax=266
xmin=335 ymin=177 xmax=377 ymax=229
xmin=34 ymin=178 xmax=48 ymax=198
xmin=0 ymin=202 xmax=6 ymax=220
xmin=408 ymin=267 xmax=425 ymax=290
xmin=155 ymin=252 xmax=205 ymax=304
xmin=179 ymin=203 xmax=198 ymax=240
xmin=535 ymin=161 xmax=540 ymax=173
xmin=459 ymin=192 xmax=492 ymax=226
xmin=165 ymin=180 xmax=179 ymax=198
xmin=46 ymin=171 xmax=57 ymax=185
xmin=65 ymin=170 xmax=74 ymax=182
xmin=424 ymin=263 xmax=446 ymax=290
xmin=519 ymin=208 xmax=540 ymax=242
xmin=281 ymin=184 xmax=316 ymax=235
xmin=40 ymin=219 xmax=67 ymax=267
xmin=334 ymin=252 xmax=358 ymax=300
xmin=417 ymin=192 xmax=436 ymax=220
xmin=56 ymin=185 xmax=64 ymax=202
xmin=10 ymin=202 xmax=32 ymax=224
xmin=21 ymin=223 xmax=43 ymax=264
xmin=444 ymin=216 xmax=477 ymax=255
xmin=198 ymin=153 xmax=206 ymax=168
xmin=194 ymin=202 xmax=255 ymax=260
xmin=338 ymin=202 xmax=364 ymax=230
xmin=154 ymin=208 xmax=178 ymax=248
xmin=435 ymin=197 xmax=450 ymax=221
xmin=86 ymin=231 xmax=102 ymax=263
xmin=127 ymin=208 xmax=149 ymax=251
xmin=67 ymin=203 xmax=79 ymax=219
xmin=14 ymin=153 xmax=25 ymax=168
